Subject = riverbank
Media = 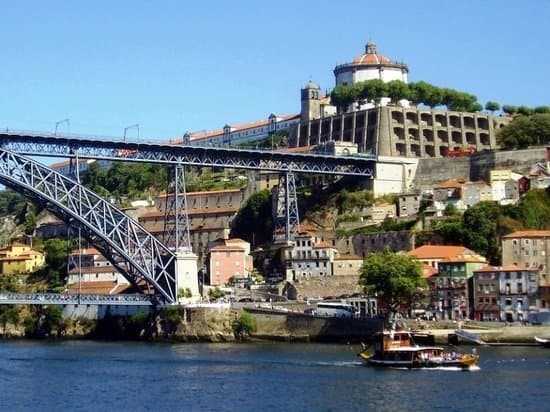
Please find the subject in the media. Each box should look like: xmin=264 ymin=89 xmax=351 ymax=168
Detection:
xmin=403 ymin=320 xmax=550 ymax=345
xmin=2 ymin=304 xmax=550 ymax=345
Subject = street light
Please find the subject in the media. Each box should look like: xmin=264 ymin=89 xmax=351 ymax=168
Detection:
xmin=54 ymin=118 xmax=70 ymax=136
xmin=124 ymin=124 xmax=139 ymax=142
xmin=268 ymin=114 xmax=277 ymax=151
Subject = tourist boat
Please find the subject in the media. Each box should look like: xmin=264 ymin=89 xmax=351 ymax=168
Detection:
xmin=358 ymin=330 xmax=479 ymax=370
xmin=534 ymin=336 xmax=550 ymax=348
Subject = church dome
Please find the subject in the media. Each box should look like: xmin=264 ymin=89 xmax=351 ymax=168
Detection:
xmin=351 ymin=41 xmax=392 ymax=65
xmin=333 ymin=41 xmax=408 ymax=87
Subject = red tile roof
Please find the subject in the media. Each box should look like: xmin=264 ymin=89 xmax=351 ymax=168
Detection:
xmin=409 ymin=245 xmax=469 ymax=259
xmin=434 ymin=178 xmax=466 ymax=189
xmin=502 ymin=230 xmax=550 ymax=238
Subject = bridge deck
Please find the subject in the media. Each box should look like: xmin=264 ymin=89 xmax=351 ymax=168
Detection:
xmin=0 ymin=293 xmax=153 ymax=306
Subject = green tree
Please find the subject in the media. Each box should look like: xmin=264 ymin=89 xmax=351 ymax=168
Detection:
xmin=385 ymin=80 xmax=410 ymax=103
xmin=330 ymin=84 xmax=357 ymax=112
xmin=443 ymin=203 xmax=459 ymax=216
xmin=231 ymin=189 xmax=273 ymax=247
xmin=517 ymin=106 xmax=534 ymax=116
xmin=41 ymin=238 xmax=69 ymax=289
xmin=0 ymin=305 xmax=21 ymax=333
xmin=462 ymin=201 xmax=501 ymax=265
xmin=502 ymin=105 xmax=518 ymax=115
xmin=208 ymin=287 xmax=225 ymax=300
xmin=435 ymin=220 xmax=466 ymax=245
xmin=497 ymin=113 xmax=550 ymax=149
xmin=358 ymin=79 xmax=387 ymax=104
xmin=485 ymin=101 xmax=501 ymax=113
xmin=232 ymin=312 xmax=257 ymax=340
xmin=24 ymin=207 xmax=37 ymax=236
xmin=534 ymin=106 xmax=550 ymax=114
xmin=359 ymin=250 xmax=424 ymax=319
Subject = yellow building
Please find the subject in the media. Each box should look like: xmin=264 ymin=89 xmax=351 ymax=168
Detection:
xmin=0 ymin=242 xmax=45 ymax=275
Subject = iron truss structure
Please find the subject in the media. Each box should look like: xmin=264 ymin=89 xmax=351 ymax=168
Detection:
xmin=0 ymin=148 xmax=178 ymax=303
xmin=0 ymin=292 xmax=152 ymax=306
xmin=0 ymin=131 xmax=375 ymax=176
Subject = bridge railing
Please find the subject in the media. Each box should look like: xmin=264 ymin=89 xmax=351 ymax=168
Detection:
xmin=0 ymin=292 xmax=153 ymax=306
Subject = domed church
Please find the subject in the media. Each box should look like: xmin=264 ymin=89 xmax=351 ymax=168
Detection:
xmin=333 ymin=41 xmax=408 ymax=86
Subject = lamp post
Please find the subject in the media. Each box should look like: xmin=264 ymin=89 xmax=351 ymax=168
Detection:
xmin=54 ymin=118 xmax=70 ymax=136
xmin=268 ymin=114 xmax=277 ymax=150
xmin=123 ymin=124 xmax=139 ymax=142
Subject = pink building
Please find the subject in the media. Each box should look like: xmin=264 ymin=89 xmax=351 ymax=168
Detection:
xmin=207 ymin=238 xmax=253 ymax=286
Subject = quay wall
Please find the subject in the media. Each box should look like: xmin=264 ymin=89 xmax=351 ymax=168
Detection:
xmin=246 ymin=308 xmax=383 ymax=342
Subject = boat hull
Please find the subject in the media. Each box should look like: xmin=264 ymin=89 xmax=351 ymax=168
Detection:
xmin=358 ymin=352 xmax=479 ymax=370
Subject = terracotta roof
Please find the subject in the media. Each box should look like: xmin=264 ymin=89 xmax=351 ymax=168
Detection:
xmin=434 ymin=178 xmax=466 ymax=189
xmin=156 ymin=188 xmax=242 ymax=198
xmin=502 ymin=231 xmax=550 ymax=238
xmin=66 ymin=281 xmax=117 ymax=294
xmin=409 ymin=245 xmax=469 ymax=259
xmin=111 ymin=284 xmax=133 ymax=294
xmin=138 ymin=207 xmax=237 ymax=219
xmin=210 ymin=245 xmax=245 ymax=252
xmin=474 ymin=264 xmax=538 ymax=272
xmin=277 ymin=145 xmax=316 ymax=153
xmin=186 ymin=113 xmax=299 ymax=141
xmin=352 ymin=52 xmax=391 ymax=65
xmin=225 ymin=238 xmax=248 ymax=244
xmin=68 ymin=265 xmax=117 ymax=275
xmin=70 ymin=247 xmax=100 ymax=256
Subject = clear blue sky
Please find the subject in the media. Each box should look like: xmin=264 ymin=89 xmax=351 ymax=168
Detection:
xmin=0 ymin=0 xmax=548 ymax=141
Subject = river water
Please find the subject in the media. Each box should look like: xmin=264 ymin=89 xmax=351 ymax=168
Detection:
xmin=0 ymin=340 xmax=548 ymax=411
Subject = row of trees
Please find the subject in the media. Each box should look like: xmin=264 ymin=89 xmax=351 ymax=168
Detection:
xmin=497 ymin=113 xmax=550 ymax=149
xmin=329 ymin=79 xmax=550 ymax=117
xmin=330 ymin=80 xmax=481 ymax=112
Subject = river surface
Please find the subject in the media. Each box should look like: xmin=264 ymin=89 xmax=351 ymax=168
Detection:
xmin=0 ymin=340 xmax=548 ymax=411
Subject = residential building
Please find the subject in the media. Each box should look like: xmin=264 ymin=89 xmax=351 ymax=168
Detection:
xmin=282 ymin=232 xmax=339 ymax=281
xmin=490 ymin=169 xmax=528 ymax=204
xmin=332 ymin=255 xmax=363 ymax=277
xmin=65 ymin=247 xmax=131 ymax=295
xmin=462 ymin=181 xmax=492 ymax=209
xmin=206 ymin=238 xmax=253 ymax=286
xmin=361 ymin=202 xmax=396 ymax=224
xmin=409 ymin=245 xmax=486 ymax=271
xmin=0 ymin=243 xmax=44 ymax=275
xmin=435 ymin=257 xmax=487 ymax=320
xmin=432 ymin=178 xmax=465 ymax=215
xmin=472 ymin=265 xmax=539 ymax=322
xmin=501 ymin=230 xmax=550 ymax=308
xmin=182 ymin=113 xmax=301 ymax=147
xmin=397 ymin=193 xmax=421 ymax=217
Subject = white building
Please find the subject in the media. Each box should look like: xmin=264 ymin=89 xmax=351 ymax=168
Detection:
xmin=182 ymin=113 xmax=300 ymax=147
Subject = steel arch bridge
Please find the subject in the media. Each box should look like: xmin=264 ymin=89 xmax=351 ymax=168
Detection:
xmin=0 ymin=148 xmax=177 ymax=303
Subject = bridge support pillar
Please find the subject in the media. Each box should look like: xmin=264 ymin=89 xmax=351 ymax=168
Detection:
xmin=175 ymin=250 xmax=200 ymax=303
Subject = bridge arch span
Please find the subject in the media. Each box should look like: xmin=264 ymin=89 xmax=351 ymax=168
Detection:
xmin=0 ymin=148 xmax=178 ymax=303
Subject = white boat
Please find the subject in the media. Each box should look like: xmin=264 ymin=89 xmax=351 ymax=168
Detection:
xmin=358 ymin=330 xmax=479 ymax=370
xmin=534 ymin=336 xmax=550 ymax=348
